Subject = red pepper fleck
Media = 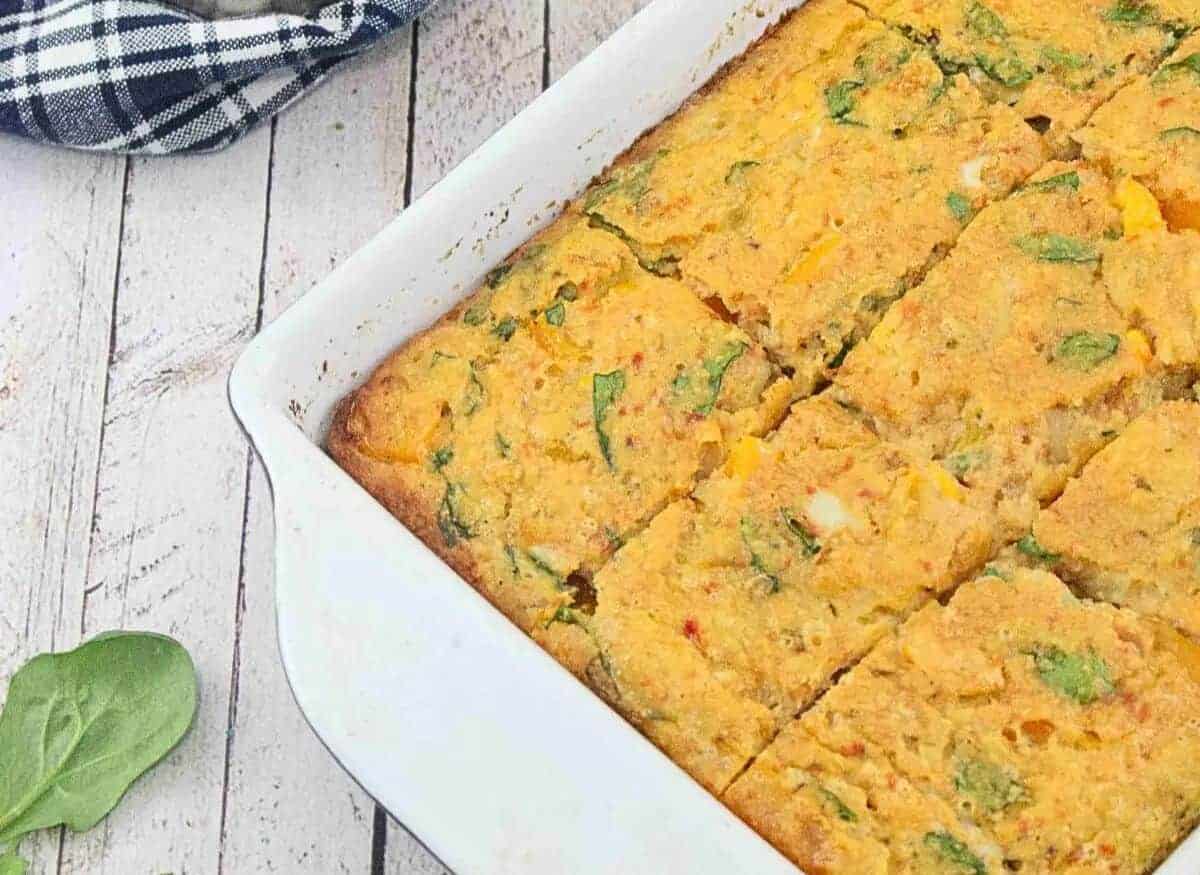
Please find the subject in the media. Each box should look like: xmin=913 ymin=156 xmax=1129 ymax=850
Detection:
xmin=805 ymin=485 xmax=817 ymax=495
xmin=1120 ymin=691 xmax=1150 ymax=719
xmin=683 ymin=617 xmax=701 ymax=640
xmin=686 ymin=412 xmax=705 ymax=424
xmin=921 ymin=560 xmax=933 ymax=573
xmin=1113 ymin=623 xmax=1144 ymax=648
xmin=840 ymin=741 xmax=865 ymax=758
xmin=1099 ymin=844 xmax=1116 ymax=858
xmin=632 ymin=352 xmax=645 ymax=370
xmin=1021 ymin=719 xmax=1055 ymax=744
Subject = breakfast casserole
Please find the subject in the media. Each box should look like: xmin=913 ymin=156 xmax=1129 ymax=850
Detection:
xmin=327 ymin=0 xmax=1200 ymax=869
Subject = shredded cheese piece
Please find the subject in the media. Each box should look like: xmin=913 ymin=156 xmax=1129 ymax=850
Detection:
xmin=725 ymin=436 xmax=764 ymax=479
xmin=1126 ymin=328 xmax=1153 ymax=364
xmin=928 ymin=466 xmax=965 ymax=503
xmin=806 ymin=490 xmax=853 ymax=533
xmin=785 ymin=233 xmax=843 ymax=284
xmin=1114 ymin=177 xmax=1166 ymax=239
xmin=960 ymin=156 xmax=988 ymax=190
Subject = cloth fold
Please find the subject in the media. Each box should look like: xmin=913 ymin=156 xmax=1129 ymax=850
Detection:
xmin=0 ymin=0 xmax=432 ymax=154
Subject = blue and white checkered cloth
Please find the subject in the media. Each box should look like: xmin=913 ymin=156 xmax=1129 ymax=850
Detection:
xmin=0 ymin=0 xmax=432 ymax=154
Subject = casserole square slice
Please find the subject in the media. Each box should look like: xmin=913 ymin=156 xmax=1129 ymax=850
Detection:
xmin=588 ymin=396 xmax=995 ymax=792
xmin=328 ymin=215 xmax=791 ymax=675
xmin=726 ymin=570 xmax=1200 ymax=874
xmin=1075 ymin=31 xmax=1200 ymax=233
xmin=833 ymin=162 xmax=1199 ymax=539
xmin=578 ymin=0 xmax=1044 ymax=391
xmin=1029 ymin=401 xmax=1200 ymax=638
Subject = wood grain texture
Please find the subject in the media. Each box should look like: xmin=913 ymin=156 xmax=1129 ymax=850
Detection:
xmin=0 ymin=1 xmax=646 ymax=872
xmin=0 ymin=139 xmax=125 ymax=875
xmin=58 ymin=133 xmax=271 ymax=875
xmin=259 ymin=42 xmax=413 ymax=318
xmin=547 ymin=0 xmax=654 ymax=81
xmin=409 ymin=0 xmax=545 ymax=198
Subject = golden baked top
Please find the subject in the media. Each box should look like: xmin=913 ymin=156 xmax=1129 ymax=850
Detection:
xmin=328 ymin=215 xmax=790 ymax=672
xmin=834 ymin=162 xmax=1199 ymax=537
xmin=589 ymin=396 xmax=994 ymax=791
xmin=726 ymin=571 xmax=1200 ymax=873
xmin=1076 ymin=30 xmax=1200 ymax=232
xmin=584 ymin=5 xmax=1044 ymax=388
xmin=858 ymin=0 xmax=1193 ymax=154
xmin=1033 ymin=401 xmax=1200 ymax=638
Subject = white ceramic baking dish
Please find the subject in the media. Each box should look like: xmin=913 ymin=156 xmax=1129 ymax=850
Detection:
xmin=227 ymin=0 xmax=1200 ymax=870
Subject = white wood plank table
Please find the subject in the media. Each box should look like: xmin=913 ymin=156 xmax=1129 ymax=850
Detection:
xmin=0 ymin=1 xmax=650 ymax=871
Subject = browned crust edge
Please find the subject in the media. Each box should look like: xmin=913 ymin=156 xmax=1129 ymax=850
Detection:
xmin=326 ymin=392 xmax=487 ymax=603
xmin=328 ymin=392 xmax=608 ymax=679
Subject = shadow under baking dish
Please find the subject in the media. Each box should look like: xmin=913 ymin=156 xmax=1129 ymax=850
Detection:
xmin=228 ymin=0 xmax=1200 ymax=872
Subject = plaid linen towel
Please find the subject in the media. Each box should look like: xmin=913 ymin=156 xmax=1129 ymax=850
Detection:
xmin=0 ymin=0 xmax=432 ymax=154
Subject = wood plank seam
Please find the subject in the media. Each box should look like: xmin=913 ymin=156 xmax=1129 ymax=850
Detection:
xmin=216 ymin=116 xmax=277 ymax=875
xmin=64 ymin=132 xmax=272 ymax=873
xmin=218 ymin=33 xmax=417 ymax=875
xmin=371 ymin=807 xmax=388 ymax=875
xmin=78 ymin=156 xmax=132 ymax=628
xmin=54 ymin=153 xmax=133 ymax=875
xmin=542 ymin=0 xmax=551 ymax=90
xmin=402 ymin=21 xmax=419 ymax=211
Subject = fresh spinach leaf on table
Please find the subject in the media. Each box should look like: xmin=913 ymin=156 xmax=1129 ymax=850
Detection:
xmin=0 ymin=632 xmax=198 ymax=869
